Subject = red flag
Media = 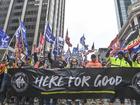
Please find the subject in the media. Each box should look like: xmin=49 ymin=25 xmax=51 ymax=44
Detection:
xmin=39 ymin=33 xmax=45 ymax=45
xmin=123 ymin=37 xmax=140 ymax=50
xmin=65 ymin=29 xmax=72 ymax=47
xmin=108 ymin=35 xmax=120 ymax=50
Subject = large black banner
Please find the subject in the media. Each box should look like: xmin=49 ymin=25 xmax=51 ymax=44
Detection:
xmin=8 ymin=68 xmax=140 ymax=99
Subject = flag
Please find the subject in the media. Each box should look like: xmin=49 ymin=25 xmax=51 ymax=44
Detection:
xmin=91 ymin=42 xmax=95 ymax=50
xmin=64 ymin=48 xmax=71 ymax=64
xmin=80 ymin=35 xmax=85 ymax=46
xmin=84 ymin=44 xmax=88 ymax=50
xmin=0 ymin=28 xmax=7 ymax=38
xmin=108 ymin=35 xmax=118 ymax=48
xmin=123 ymin=36 xmax=140 ymax=50
xmin=72 ymin=47 xmax=78 ymax=54
xmin=77 ymin=44 xmax=79 ymax=51
xmin=14 ymin=21 xmax=29 ymax=57
xmin=131 ymin=44 xmax=140 ymax=53
xmin=20 ymin=21 xmax=29 ymax=56
xmin=108 ymin=35 xmax=120 ymax=51
xmin=37 ymin=33 xmax=45 ymax=52
xmin=0 ymin=28 xmax=10 ymax=48
xmin=58 ymin=36 xmax=64 ymax=48
xmin=72 ymin=44 xmax=80 ymax=54
xmin=65 ymin=29 xmax=72 ymax=47
xmin=44 ymin=23 xmax=55 ymax=44
xmin=0 ymin=35 xmax=10 ymax=48
xmin=52 ymin=38 xmax=61 ymax=56
xmin=39 ymin=33 xmax=45 ymax=45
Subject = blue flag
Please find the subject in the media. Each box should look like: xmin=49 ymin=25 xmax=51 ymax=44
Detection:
xmin=72 ymin=47 xmax=78 ymax=54
xmin=131 ymin=44 xmax=140 ymax=53
xmin=14 ymin=21 xmax=29 ymax=56
xmin=0 ymin=28 xmax=10 ymax=48
xmin=80 ymin=35 xmax=85 ymax=46
xmin=44 ymin=23 xmax=55 ymax=44
xmin=0 ymin=28 xmax=7 ymax=38
xmin=52 ymin=40 xmax=61 ymax=56
xmin=20 ymin=21 xmax=29 ymax=56
xmin=64 ymin=48 xmax=71 ymax=64
xmin=84 ymin=44 xmax=89 ymax=50
xmin=57 ymin=37 xmax=64 ymax=48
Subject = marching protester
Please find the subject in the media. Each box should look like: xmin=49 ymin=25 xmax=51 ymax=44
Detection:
xmin=66 ymin=56 xmax=84 ymax=105
xmin=48 ymin=50 xmax=67 ymax=69
xmin=41 ymin=50 xmax=67 ymax=105
xmin=106 ymin=49 xmax=131 ymax=67
xmin=85 ymin=54 xmax=102 ymax=68
xmin=85 ymin=54 xmax=103 ymax=105
xmin=132 ymin=51 xmax=140 ymax=67
xmin=105 ymin=49 xmax=132 ymax=105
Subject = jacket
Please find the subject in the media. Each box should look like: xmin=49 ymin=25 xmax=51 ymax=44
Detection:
xmin=85 ymin=60 xmax=102 ymax=68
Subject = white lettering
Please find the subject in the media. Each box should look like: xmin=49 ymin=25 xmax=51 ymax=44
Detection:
xmin=48 ymin=76 xmax=59 ymax=88
xmin=74 ymin=77 xmax=81 ymax=86
xmin=57 ymin=76 xmax=64 ymax=87
xmin=102 ymin=76 xmax=108 ymax=86
xmin=109 ymin=77 xmax=115 ymax=85
xmin=94 ymin=74 xmax=102 ymax=87
xmin=42 ymin=76 xmax=49 ymax=87
xmin=68 ymin=76 xmax=75 ymax=87
xmin=115 ymin=76 xmax=122 ymax=86
xmin=34 ymin=76 xmax=44 ymax=87
xmin=81 ymin=76 xmax=90 ymax=87
xmin=94 ymin=74 xmax=123 ymax=87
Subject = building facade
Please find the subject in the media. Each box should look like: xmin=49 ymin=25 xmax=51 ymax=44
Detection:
xmin=114 ymin=0 xmax=132 ymax=30
xmin=0 ymin=0 xmax=65 ymax=53
xmin=117 ymin=0 xmax=140 ymax=48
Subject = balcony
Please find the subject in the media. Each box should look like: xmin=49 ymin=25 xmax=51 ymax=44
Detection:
xmin=128 ymin=1 xmax=140 ymax=15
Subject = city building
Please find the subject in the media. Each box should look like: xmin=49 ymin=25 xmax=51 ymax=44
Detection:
xmin=117 ymin=0 xmax=140 ymax=48
xmin=0 ymin=0 xmax=65 ymax=56
xmin=114 ymin=0 xmax=132 ymax=30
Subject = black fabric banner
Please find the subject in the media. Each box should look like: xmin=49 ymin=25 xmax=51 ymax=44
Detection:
xmin=7 ymin=68 xmax=140 ymax=99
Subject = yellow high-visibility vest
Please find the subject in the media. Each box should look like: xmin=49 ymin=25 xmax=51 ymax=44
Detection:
xmin=132 ymin=61 xmax=140 ymax=67
xmin=109 ymin=57 xmax=130 ymax=67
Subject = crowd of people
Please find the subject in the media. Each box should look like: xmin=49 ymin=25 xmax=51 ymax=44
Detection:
xmin=0 ymin=46 xmax=140 ymax=105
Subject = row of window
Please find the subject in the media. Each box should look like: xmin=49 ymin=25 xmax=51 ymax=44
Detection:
xmin=13 ymin=12 xmax=21 ymax=16
xmin=14 ymin=5 xmax=23 ymax=10
xmin=16 ymin=0 xmax=24 ymax=3
xmin=0 ymin=5 xmax=9 ymax=10
xmin=24 ymin=17 xmax=37 ymax=22
xmin=26 ymin=10 xmax=38 ymax=15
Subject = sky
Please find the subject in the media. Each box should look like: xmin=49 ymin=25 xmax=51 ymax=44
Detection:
xmin=64 ymin=0 xmax=119 ymax=50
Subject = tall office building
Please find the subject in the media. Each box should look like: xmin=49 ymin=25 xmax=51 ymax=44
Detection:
xmin=114 ymin=0 xmax=132 ymax=30
xmin=0 ymin=0 xmax=65 ymax=52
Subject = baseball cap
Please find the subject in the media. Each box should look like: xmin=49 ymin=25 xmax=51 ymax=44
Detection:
xmin=117 ymin=50 xmax=124 ymax=55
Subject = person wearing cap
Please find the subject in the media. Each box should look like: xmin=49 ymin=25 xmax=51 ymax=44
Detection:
xmin=106 ymin=50 xmax=131 ymax=67
xmin=106 ymin=50 xmax=131 ymax=105
xmin=132 ymin=52 xmax=140 ymax=67
xmin=85 ymin=54 xmax=102 ymax=68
